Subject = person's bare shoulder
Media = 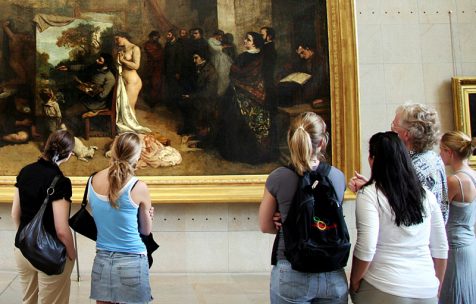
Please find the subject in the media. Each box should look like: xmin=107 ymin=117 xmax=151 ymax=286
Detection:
xmin=132 ymin=180 xmax=150 ymax=195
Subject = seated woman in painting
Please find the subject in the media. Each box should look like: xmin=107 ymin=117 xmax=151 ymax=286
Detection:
xmin=114 ymin=32 xmax=150 ymax=134
xmin=218 ymin=31 xmax=276 ymax=164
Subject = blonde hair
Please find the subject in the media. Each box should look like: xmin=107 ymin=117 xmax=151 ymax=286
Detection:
xmin=107 ymin=132 xmax=141 ymax=208
xmin=396 ymin=103 xmax=440 ymax=153
xmin=287 ymin=112 xmax=328 ymax=176
xmin=441 ymin=131 xmax=475 ymax=160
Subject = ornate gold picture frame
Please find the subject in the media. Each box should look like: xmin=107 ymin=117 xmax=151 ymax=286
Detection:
xmin=452 ymin=76 xmax=476 ymax=168
xmin=0 ymin=0 xmax=360 ymax=203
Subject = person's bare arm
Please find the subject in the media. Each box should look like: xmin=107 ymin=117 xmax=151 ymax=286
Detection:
xmin=11 ymin=188 xmax=21 ymax=228
xmin=52 ymin=199 xmax=76 ymax=260
xmin=259 ymin=188 xmax=278 ymax=234
xmin=350 ymin=256 xmax=371 ymax=292
xmin=132 ymin=181 xmax=153 ymax=235
xmin=2 ymin=21 xmax=15 ymax=40
xmin=446 ymin=175 xmax=459 ymax=202
xmin=433 ymin=257 xmax=447 ymax=296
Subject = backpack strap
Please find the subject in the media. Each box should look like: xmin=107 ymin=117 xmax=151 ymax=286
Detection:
xmin=271 ymin=231 xmax=280 ymax=266
xmin=314 ymin=162 xmax=342 ymax=206
xmin=315 ymin=162 xmax=331 ymax=177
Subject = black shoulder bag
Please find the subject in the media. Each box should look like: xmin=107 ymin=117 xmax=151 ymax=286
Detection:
xmin=18 ymin=175 xmax=67 ymax=275
xmin=69 ymin=174 xmax=97 ymax=241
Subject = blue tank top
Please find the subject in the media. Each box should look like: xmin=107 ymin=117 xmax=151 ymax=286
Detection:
xmin=89 ymin=177 xmax=146 ymax=254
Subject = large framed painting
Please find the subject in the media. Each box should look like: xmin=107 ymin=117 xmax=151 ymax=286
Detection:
xmin=0 ymin=0 xmax=359 ymax=203
xmin=452 ymin=76 xmax=476 ymax=169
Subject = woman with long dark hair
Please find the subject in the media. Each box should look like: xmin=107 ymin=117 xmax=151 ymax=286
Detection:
xmin=12 ymin=130 xmax=76 ymax=304
xmin=350 ymin=131 xmax=448 ymax=304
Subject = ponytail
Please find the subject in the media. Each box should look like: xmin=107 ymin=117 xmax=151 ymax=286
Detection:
xmin=289 ymin=126 xmax=313 ymax=175
xmin=107 ymin=160 xmax=135 ymax=208
xmin=107 ymin=133 xmax=141 ymax=208
xmin=287 ymin=112 xmax=327 ymax=176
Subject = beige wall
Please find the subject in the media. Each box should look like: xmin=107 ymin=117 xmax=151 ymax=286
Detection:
xmin=0 ymin=201 xmax=357 ymax=274
xmin=356 ymin=0 xmax=476 ymax=177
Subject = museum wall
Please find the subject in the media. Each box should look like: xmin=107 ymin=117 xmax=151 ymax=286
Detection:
xmin=356 ymin=0 xmax=476 ymax=178
xmin=0 ymin=0 xmax=475 ymax=274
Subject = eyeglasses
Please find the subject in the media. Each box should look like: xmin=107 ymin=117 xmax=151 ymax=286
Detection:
xmin=390 ymin=121 xmax=407 ymax=131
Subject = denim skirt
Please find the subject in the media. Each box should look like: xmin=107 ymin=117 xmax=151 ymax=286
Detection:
xmin=90 ymin=250 xmax=152 ymax=303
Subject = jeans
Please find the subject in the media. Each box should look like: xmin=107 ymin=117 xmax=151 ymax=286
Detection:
xmin=270 ymin=260 xmax=348 ymax=304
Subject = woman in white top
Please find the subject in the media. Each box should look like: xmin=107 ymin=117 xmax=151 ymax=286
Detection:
xmin=350 ymin=131 xmax=448 ymax=304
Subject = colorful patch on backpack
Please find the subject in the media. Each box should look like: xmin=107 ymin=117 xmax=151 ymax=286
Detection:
xmin=312 ymin=216 xmax=337 ymax=231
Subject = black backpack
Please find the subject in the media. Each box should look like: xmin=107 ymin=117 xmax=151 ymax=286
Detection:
xmin=278 ymin=162 xmax=351 ymax=273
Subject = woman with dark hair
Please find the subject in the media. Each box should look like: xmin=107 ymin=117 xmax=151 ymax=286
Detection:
xmin=259 ymin=112 xmax=348 ymax=303
xmin=219 ymin=31 xmax=276 ymax=164
xmin=12 ymin=130 xmax=76 ymax=304
xmin=114 ymin=32 xmax=151 ymax=134
xmin=89 ymin=132 xmax=153 ymax=303
xmin=439 ymin=131 xmax=476 ymax=304
xmin=350 ymin=131 xmax=448 ymax=304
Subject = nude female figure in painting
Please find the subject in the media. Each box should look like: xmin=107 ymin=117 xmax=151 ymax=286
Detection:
xmin=115 ymin=32 xmax=142 ymax=114
xmin=113 ymin=32 xmax=150 ymax=134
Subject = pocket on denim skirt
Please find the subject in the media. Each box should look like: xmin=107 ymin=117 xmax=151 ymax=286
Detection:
xmin=325 ymin=269 xmax=348 ymax=299
xmin=118 ymin=265 xmax=141 ymax=287
xmin=278 ymin=262 xmax=311 ymax=301
xmin=91 ymin=262 xmax=104 ymax=282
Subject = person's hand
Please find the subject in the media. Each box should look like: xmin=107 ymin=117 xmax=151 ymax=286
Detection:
xmin=56 ymin=65 xmax=68 ymax=71
xmin=149 ymin=206 xmax=154 ymax=220
xmin=118 ymin=51 xmax=125 ymax=63
xmin=3 ymin=20 xmax=10 ymax=27
xmin=348 ymin=171 xmax=368 ymax=193
xmin=311 ymin=98 xmax=326 ymax=108
xmin=182 ymin=94 xmax=190 ymax=99
xmin=67 ymin=250 xmax=77 ymax=261
xmin=350 ymin=279 xmax=361 ymax=293
xmin=273 ymin=212 xmax=282 ymax=230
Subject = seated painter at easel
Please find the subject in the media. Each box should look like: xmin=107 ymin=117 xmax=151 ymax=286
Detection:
xmin=277 ymin=41 xmax=330 ymax=108
xmin=57 ymin=53 xmax=116 ymax=134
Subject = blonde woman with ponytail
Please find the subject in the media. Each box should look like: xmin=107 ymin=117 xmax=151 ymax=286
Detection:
xmin=259 ymin=112 xmax=348 ymax=304
xmin=89 ymin=132 xmax=153 ymax=303
xmin=439 ymin=131 xmax=476 ymax=304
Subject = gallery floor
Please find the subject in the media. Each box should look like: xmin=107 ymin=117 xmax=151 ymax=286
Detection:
xmin=0 ymin=272 xmax=270 ymax=303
